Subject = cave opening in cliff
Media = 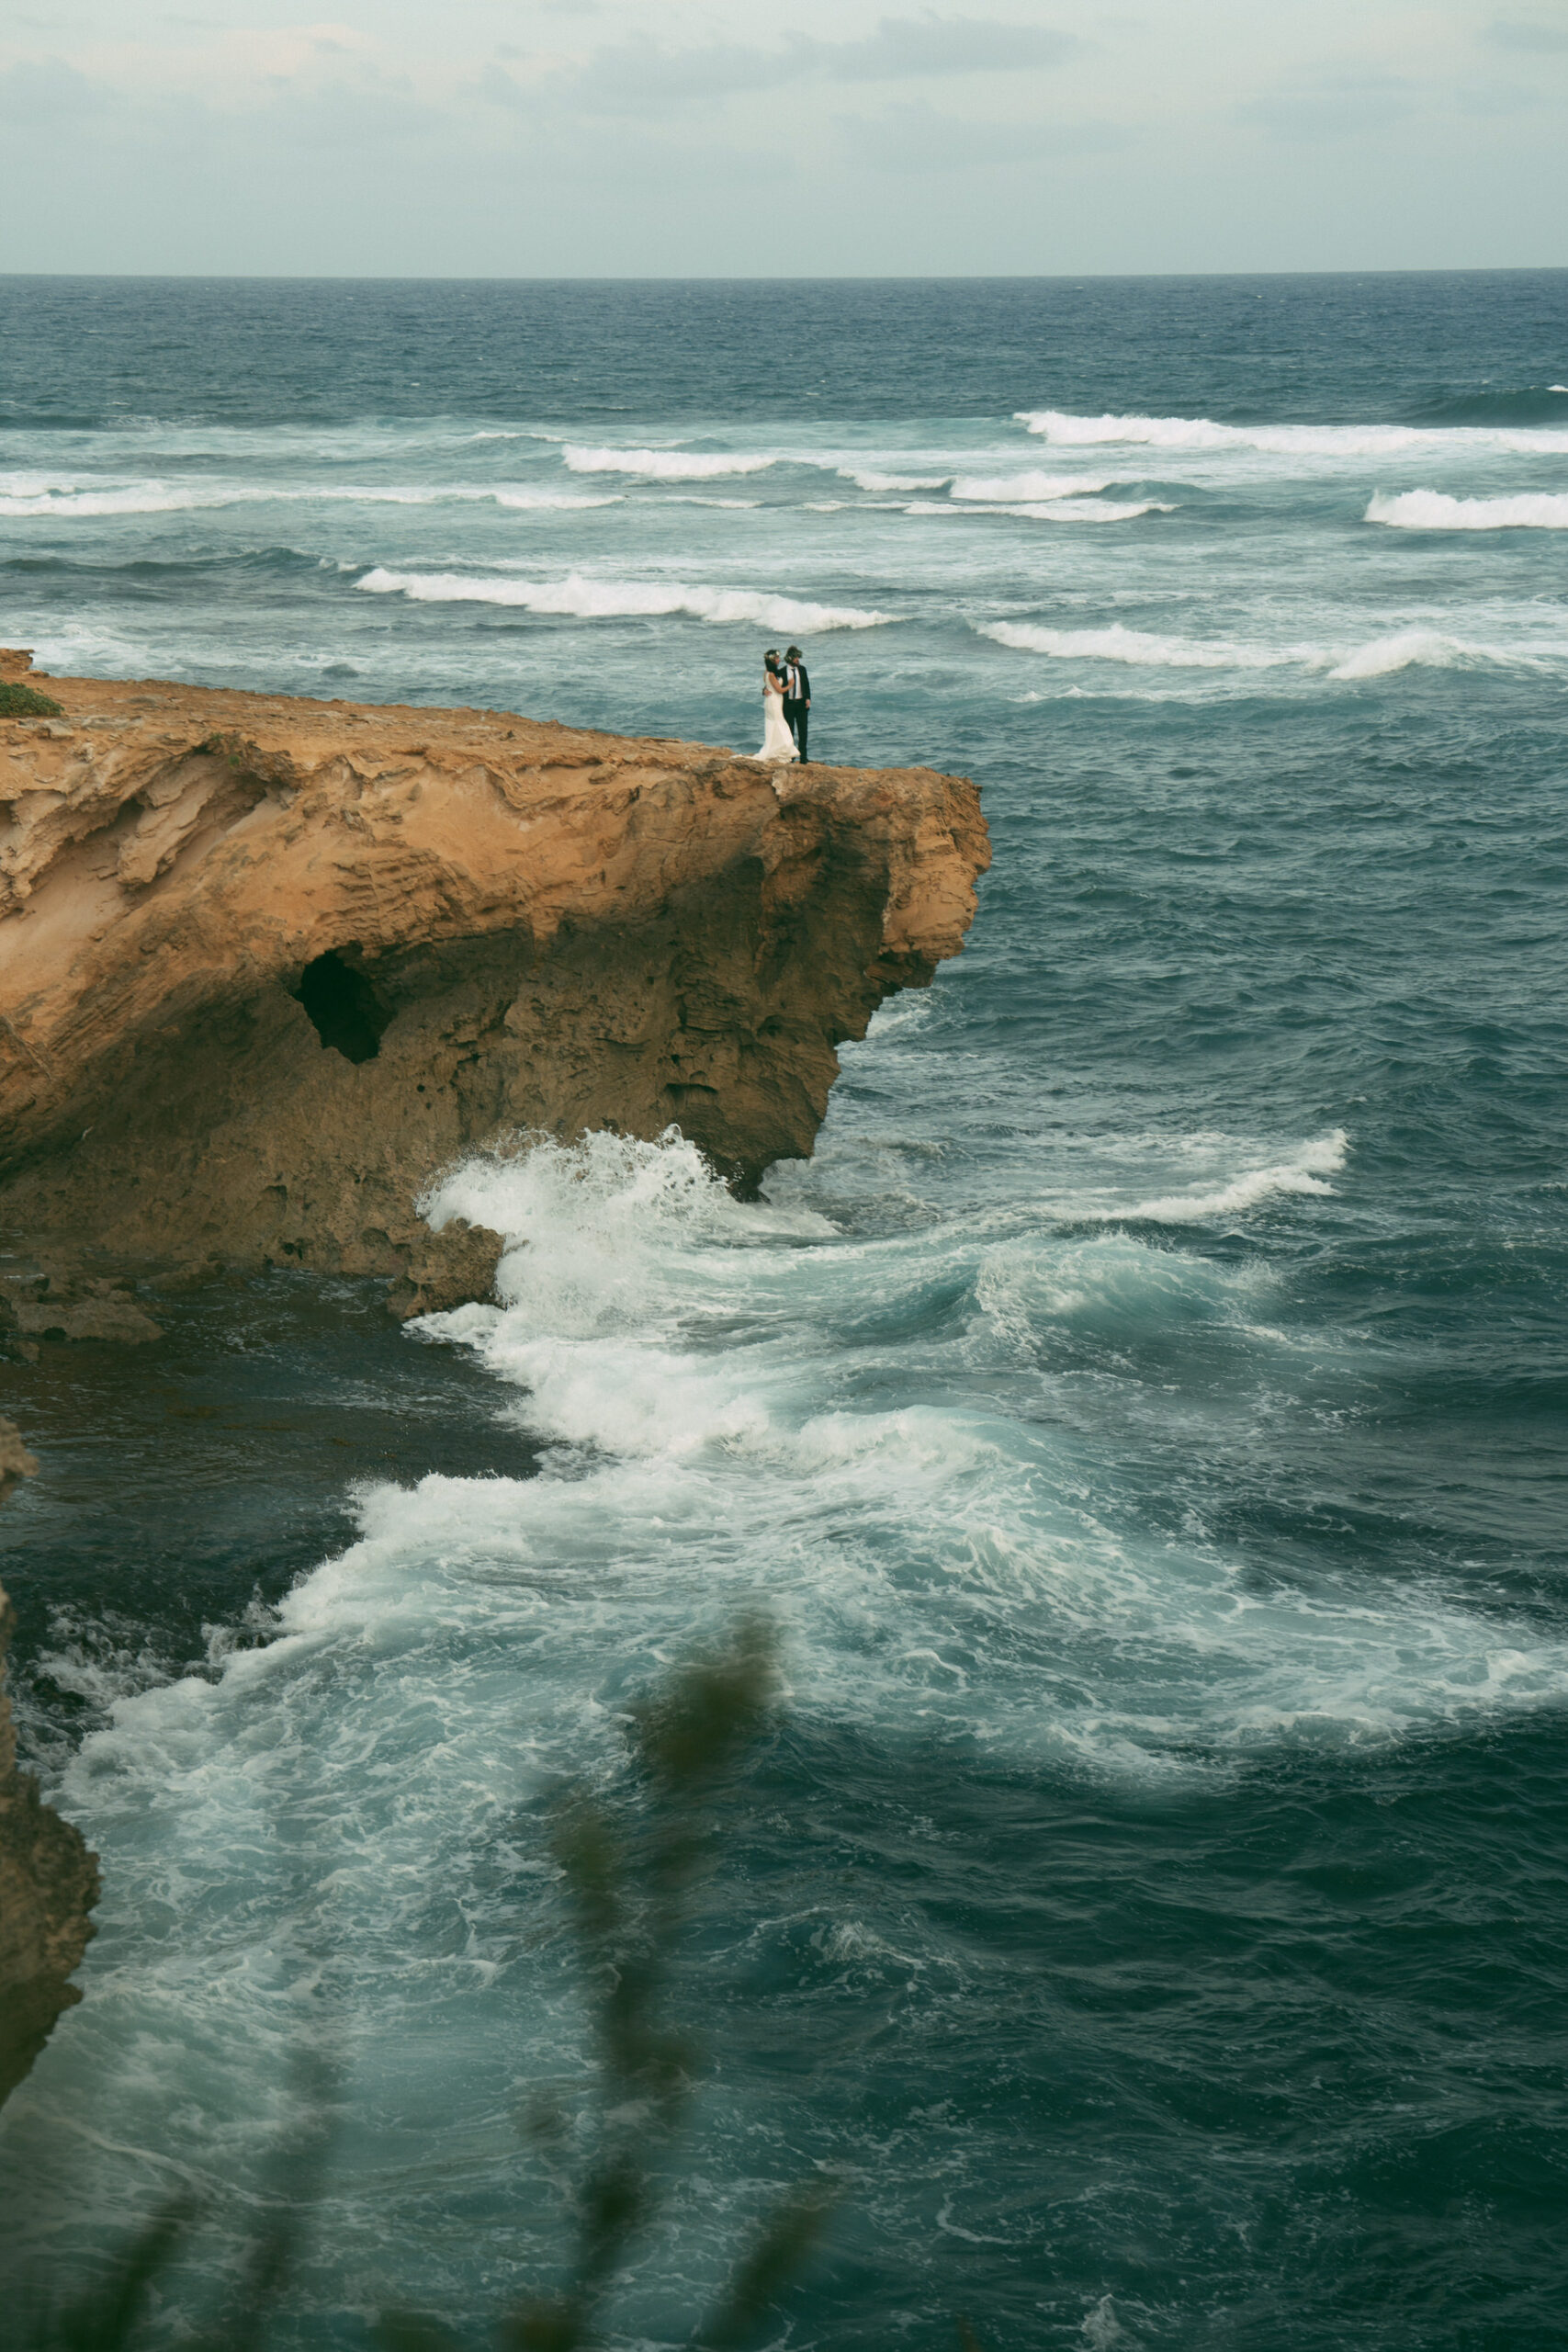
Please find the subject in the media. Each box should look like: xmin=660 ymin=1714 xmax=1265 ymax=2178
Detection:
xmin=293 ymin=948 xmax=393 ymax=1064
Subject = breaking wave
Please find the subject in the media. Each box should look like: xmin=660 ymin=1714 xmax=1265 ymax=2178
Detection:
xmin=355 ymin=569 xmax=893 ymax=630
xmin=1365 ymin=489 xmax=1568 ymax=530
xmin=980 ymin=621 xmax=1295 ymax=670
xmin=1017 ymin=409 xmax=1568 ymax=458
xmin=950 ymin=471 xmax=1113 ymax=502
xmin=982 ymin=620 xmax=1558 ymax=677
xmin=0 ymin=477 xmax=621 ymax=518
xmin=1106 ymin=1130 xmax=1350 ymax=1224
xmin=1326 ymin=628 xmax=1553 ymax=679
xmin=561 ymin=445 xmax=778 ymax=481
xmin=837 ymin=468 xmax=953 ymax=492
xmin=0 ymin=481 xmax=240 ymax=518
xmin=910 ymin=499 xmax=1171 ymax=525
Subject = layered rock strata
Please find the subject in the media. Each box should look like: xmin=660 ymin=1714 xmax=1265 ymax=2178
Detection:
xmin=0 ymin=1420 xmax=100 ymax=2108
xmin=0 ymin=652 xmax=987 ymax=1300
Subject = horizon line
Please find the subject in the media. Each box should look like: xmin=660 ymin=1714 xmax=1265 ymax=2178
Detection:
xmin=4 ymin=265 xmax=1566 ymax=286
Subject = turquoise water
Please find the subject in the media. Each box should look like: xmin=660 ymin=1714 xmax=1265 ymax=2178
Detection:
xmin=2 ymin=276 xmax=1567 ymax=2346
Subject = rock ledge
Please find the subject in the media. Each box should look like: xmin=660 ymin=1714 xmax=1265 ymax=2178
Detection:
xmin=0 ymin=652 xmax=988 ymax=1299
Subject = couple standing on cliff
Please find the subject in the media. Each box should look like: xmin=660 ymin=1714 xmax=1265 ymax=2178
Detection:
xmin=755 ymin=646 xmax=810 ymax=764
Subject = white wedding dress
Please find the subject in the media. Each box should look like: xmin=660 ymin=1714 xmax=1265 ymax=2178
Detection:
xmin=754 ymin=684 xmax=799 ymax=763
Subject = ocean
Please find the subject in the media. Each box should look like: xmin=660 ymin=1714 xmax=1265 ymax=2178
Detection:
xmin=1 ymin=274 xmax=1566 ymax=2348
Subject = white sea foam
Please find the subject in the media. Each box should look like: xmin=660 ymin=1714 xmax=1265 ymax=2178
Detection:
xmin=561 ymin=444 xmax=778 ymax=481
xmin=983 ymin=618 xmax=1553 ymax=678
xmin=355 ymin=569 xmax=893 ymax=630
xmin=39 ymin=1125 xmax=1566 ymax=1827
xmin=1327 ymin=628 xmax=1546 ymax=679
xmin=0 ymin=478 xmax=621 ymax=518
xmin=16 ymin=1109 xmax=1568 ymax=2321
xmin=838 ymin=468 xmax=953 ymax=492
xmin=1110 ymin=1130 xmax=1350 ymax=1224
xmin=490 ymin=486 xmax=622 ymax=509
xmin=916 ymin=499 xmax=1173 ymax=524
xmin=1017 ymin=408 xmax=1568 ymax=457
xmin=949 ymin=471 xmax=1112 ymax=502
xmin=407 ymin=1126 xmax=1568 ymax=1770
xmin=0 ymin=481 xmax=235 ymax=518
xmin=1365 ymin=489 xmax=1568 ymax=530
xmin=980 ymin=621 xmax=1296 ymax=669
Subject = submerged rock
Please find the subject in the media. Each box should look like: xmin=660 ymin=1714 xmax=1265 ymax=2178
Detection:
xmin=0 ymin=1419 xmax=100 ymax=2109
xmin=384 ymin=1216 xmax=507 ymax=1322
xmin=0 ymin=1262 xmax=163 ymax=1345
xmin=0 ymin=653 xmax=988 ymax=1307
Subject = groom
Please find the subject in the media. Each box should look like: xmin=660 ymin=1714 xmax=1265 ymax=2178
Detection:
xmin=783 ymin=645 xmax=811 ymax=763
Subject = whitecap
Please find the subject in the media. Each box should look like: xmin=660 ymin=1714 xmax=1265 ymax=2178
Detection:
xmin=355 ymin=569 xmax=893 ymax=630
xmin=1328 ymin=628 xmax=1556 ymax=679
xmin=837 ymin=468 xmax=953 ymax=492
xmin=1107 ymin=1129 xmax=1350 ymax=1224
xmin=1016 ymin=408 xmax=1568 ymax=458
xmin=949 ymin=471 xmax=1113 ymax=502
xmin=0 ymin=479 xmax=624 ymax=519
xmin=914 ymin=499 xmax=1174 ymax=524
xmin=0 ymin=481 xmax=236 ymax=518
xmin=561 ymin=444 xmax=777 ymax=481
xmin=1365 ymin=489 xmax=1568 ymax=530
xmin=490 ymin=487 xmax=622 ymax=510
xmin=979 ymin=620 xmax=1296 ymax=669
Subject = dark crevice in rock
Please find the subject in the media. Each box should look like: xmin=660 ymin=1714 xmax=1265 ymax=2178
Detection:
xmin=293 ymin=947 xmax=392 ymax=1065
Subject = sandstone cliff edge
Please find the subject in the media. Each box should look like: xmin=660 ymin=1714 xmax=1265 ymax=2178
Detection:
xmin=0 ymin=652 xmax=988 ymax=1305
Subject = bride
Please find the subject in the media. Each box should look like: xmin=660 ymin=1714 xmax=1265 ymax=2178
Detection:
xmin=752 ymin=650 xmax=799 ymax=763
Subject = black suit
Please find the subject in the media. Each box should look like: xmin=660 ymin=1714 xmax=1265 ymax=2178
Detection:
xmin=783 ymin=662 xmax=810 ymax=762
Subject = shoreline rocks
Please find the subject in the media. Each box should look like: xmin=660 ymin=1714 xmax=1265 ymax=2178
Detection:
xmin=0 ymin=1419 xmax=100 ymax=2109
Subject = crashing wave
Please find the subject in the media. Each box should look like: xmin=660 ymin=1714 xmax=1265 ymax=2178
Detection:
xmin=1016 ymin=409 xmax=1568 ymax=458
xmin=561 ymin=445 xmax=778 ymax=481
xmin=949 ymin=471 xmax=1112 ymax=502
xmin=355 ymin=568 xmax=893 ymax=630
xmin=1365 ymin=489 xmax=1568 ymax=530
xmin=980 ymin=621 xmax=1293 ymax=669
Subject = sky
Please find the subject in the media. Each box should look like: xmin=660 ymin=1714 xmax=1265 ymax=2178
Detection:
xmin=0 ymin=2 xmax=1564 ymax=276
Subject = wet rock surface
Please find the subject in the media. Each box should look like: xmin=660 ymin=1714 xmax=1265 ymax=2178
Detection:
xmin=0 ymin=1419 xmax=99 ymax=2109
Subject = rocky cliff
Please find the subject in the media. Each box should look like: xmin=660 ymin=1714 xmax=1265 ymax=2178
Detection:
xmin=0 ymin=651 xmax=987 ymax=1304
xmin=0 ymin=1420 xmax=100 ymax=2108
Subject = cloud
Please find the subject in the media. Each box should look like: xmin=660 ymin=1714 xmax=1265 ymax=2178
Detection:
xmin=0 ymin=56 xmax=110 ymax=119
xmin=840 ymin=98 xmax=1122 ymax=172
xmin=562 ymin=15 xmax=1079 ymax=113
xmin=0 ymin=49 xmax=444 ymax=155
xmin=570 ymin=39 xmax=775 ymax=107
xmin=475 ymin=61 xmax=530 ymax=109
xmin=1483 ymin=19 xmax=1568 ymax=51
xmin=827 ymin=15 xmax=1079 ymax=77
xmin=1235 ymin=73 xmax=1416 ymax=141
xmin=1456 ymin=78 xmax=1548 ymax=114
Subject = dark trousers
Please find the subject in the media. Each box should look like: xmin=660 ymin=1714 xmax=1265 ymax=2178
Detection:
xmin=784 ymin=699 xmax=808 ymax=761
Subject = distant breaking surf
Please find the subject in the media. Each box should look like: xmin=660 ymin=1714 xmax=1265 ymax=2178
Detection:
xmin=1016 ymin=410 xmax=1568 ymax=458
xmin=1365 ymin=490 xmax=1568 ymax=530
xmin=355 ymin=569 xmax=892 ymax=630
xmin=981 ymin=620 xmax=1562 ymax=677
xmin=561 ymin=446 xmax=778 ymax=481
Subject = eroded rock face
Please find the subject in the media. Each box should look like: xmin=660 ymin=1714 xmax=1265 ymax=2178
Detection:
xmin=0 ymin=1420 xmax=100 ymax=2109
xmin=0 ymin=653 xmax=987 ymax=1292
